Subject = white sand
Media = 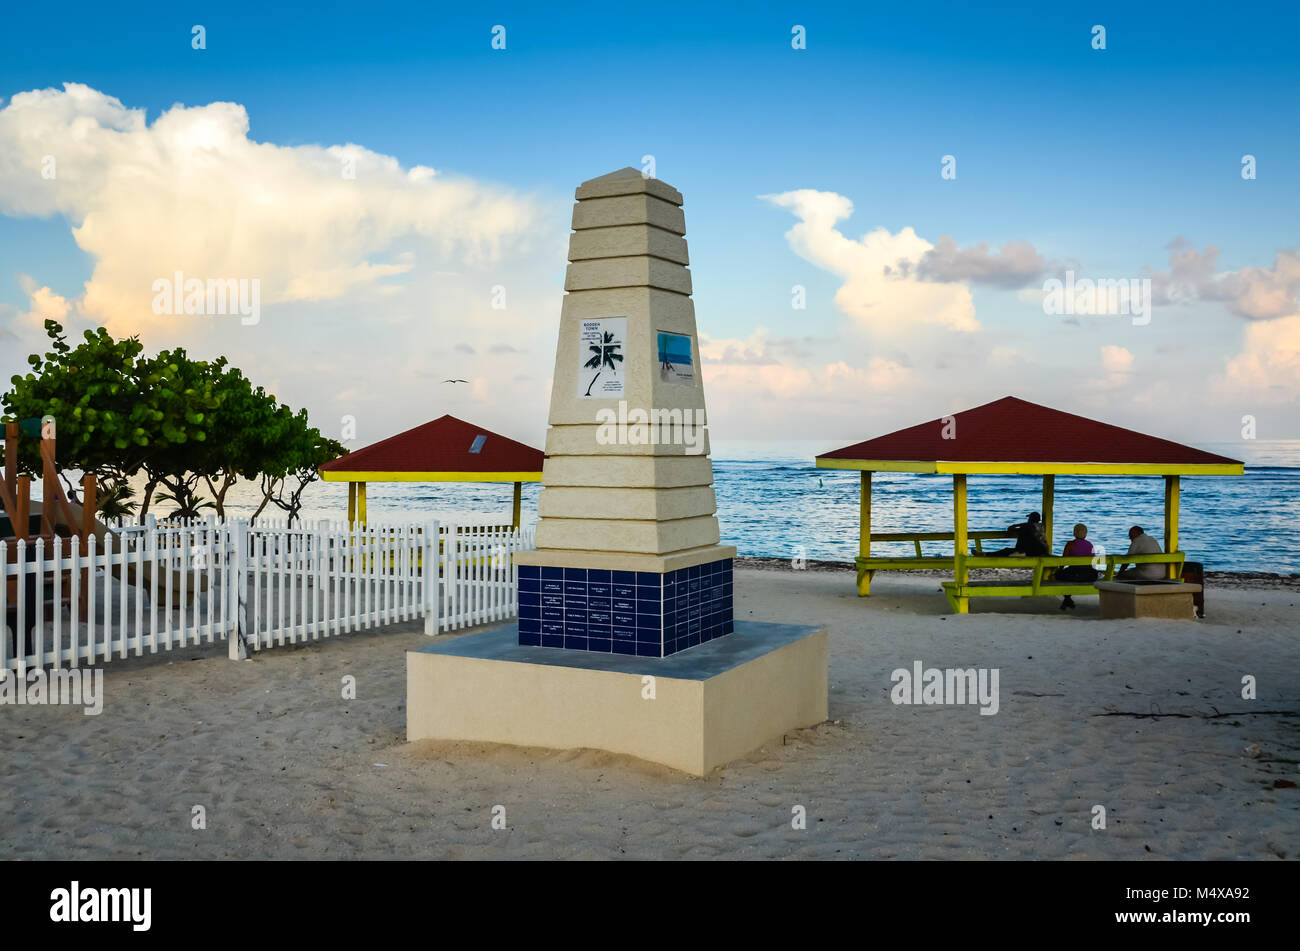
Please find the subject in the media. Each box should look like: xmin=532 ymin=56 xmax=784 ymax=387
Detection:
xmin=2 ymin=568 xmax=1297 ymax=859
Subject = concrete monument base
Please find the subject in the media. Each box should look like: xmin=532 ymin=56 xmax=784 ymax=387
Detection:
xmin=1096 ymin=580 xmax=1202 ymax=620
xmin=406 ymin=621 xmax=828 ymax=776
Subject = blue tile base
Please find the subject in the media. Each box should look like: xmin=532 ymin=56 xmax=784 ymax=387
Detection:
xmin=517 ymin=558 xmax=734 ymax=657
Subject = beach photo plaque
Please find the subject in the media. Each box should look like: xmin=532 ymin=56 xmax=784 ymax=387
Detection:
xmin=657 ymin=330 xmax=693 ymax=384
xmin=577 ymin=317 xmax=626 ymax=398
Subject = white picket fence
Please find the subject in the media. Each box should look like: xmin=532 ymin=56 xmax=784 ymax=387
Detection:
xmin=1 ymin=519 xmax=534 ymax=671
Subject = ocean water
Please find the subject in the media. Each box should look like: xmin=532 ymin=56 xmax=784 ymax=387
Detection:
xmin=707 ymin=440 xmax=1300 ymax=575
xmin=181 ymin=439 xmax=1300 ymax=575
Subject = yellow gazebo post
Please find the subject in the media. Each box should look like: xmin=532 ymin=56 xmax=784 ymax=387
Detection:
xmin=858 ymin=471 xmax=872 ymax=596
xmin=953 ymin=473 xmax=969 ymax=614
xmin=512 ymin=480 xmax=523 ymax=530
xmin=1041 ymin=474 xmax=1055 ymax=551
xmin=1164 ymin=475 xmax=1180 ymax=579
xmin=347 ymin=482 xmax=357 ymax=526
xmin=357 ymin=481 xmax=367 ymax=527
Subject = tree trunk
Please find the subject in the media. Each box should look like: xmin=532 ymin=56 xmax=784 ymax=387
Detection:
xmin=59 ymin=470 xmax=82 ymax=506
xmin=203 ymin=472 xmax=236 ymax=519
xmin=139 ymin=477 xmax=159 ymax=517
xmin=252 ymin=474 xmax=278 ymax=521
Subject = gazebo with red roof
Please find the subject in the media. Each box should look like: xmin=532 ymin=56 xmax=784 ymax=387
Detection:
xmin=318 ymin=415 xmax=544 ymax=528
xmin=815 ymin=396 xmax=1243 ymax=610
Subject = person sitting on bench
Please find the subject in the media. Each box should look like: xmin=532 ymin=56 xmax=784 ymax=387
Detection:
xmin=1057 ymin=523 xmax=1098 ymax=610
xmin=1117 ymin=525 xmax=1164 ymax=579
xmin=986 ymin=512 xmax=1049 ymax=557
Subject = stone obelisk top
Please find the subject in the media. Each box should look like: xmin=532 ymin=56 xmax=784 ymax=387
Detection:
xmin=573 ymin=165 xmax=684 ymax=204
xmin=516 ymin=166 xmax=735 ymax=577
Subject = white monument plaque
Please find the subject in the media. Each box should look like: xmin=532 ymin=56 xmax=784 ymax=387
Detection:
xmin=578 ymin=317 xmax=626 ymax=398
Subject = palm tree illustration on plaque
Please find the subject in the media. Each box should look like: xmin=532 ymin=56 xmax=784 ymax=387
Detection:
xmin=583 ymin=331 xmax=624 ymax=396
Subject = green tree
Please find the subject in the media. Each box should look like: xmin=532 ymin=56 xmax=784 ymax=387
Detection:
xmin=3 ymin=320 xmax=155 ymax=503
xmin=4 ymin=319 xmax=344 ymax=525
xmin=251 ymin=408 xmax=345 ymax=526
xmin=196 ymin=366 xmax=281 ymax=519
xmin=94 ymin=480 xmax=138 ymax=520
xmin=135 ymin=346 xmax=223 ymax=518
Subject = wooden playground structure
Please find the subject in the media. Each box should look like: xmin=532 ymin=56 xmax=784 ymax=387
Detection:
xmin=1 ymin=417 xmax=97 ymax=542
xmin=1 ymin=417 xmax=98 ymax=647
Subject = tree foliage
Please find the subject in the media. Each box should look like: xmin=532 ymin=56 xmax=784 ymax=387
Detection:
xmin=3 ymin=320 xmax=344 ymax=525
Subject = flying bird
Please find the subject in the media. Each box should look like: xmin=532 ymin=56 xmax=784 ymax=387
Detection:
xmin=442 ymin=379 xmax=468 ymax=384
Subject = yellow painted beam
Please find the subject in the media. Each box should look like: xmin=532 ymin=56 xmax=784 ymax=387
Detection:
xmin=816 ymin=458 xmax=1242 ymax=476
xmin=1164 ymin=475 xmax=1180 ymax=579
xmin=939 ymin=461 xmax=1240 ymax=476
xmin=320 ymin=470 xmax=543 ymax=483
xmin=953 ymin=473 xmax=968 ymax=613
xmin=358 ymin=481 xmax=367 ymax=527
xmin=858 ymin=471 xmax=872 ymax=596
xmin=512 ymin=481 xmax=522 ymax=529
xmin=347 ymin=482 xmax=357 ymax=526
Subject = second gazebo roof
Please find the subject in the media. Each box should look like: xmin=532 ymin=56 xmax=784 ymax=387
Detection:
xmin=816 ymin=396 xmax=1242 ymax=476
xmin=319 ymin=415 xmax=544 ymax=482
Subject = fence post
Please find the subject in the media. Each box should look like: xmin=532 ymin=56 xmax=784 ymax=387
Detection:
xmin=423 ymin=520 xmax=438 ymax=635
xmin=228 ymin=519 xmax=249 ymax=659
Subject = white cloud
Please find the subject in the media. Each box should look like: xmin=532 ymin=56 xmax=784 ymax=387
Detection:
xmin=987 ymin=345 xmax=1035 ymax=368
xmin=698 ymin=327 xmax=817 ymax=365
xmin=17 ymin=275 xmax=72 ymax=324
xmin=761 ymin=189 xmax=979 ymax=333
xmin=1140 ymin=240 xmax=1300 ymax=405
xmin=0 ymin=83 xmax=540 ymax=337
xmin=1101 ymin=344 xmax=1134 ymax=376
xmin=1219 ymin=315 xmax=1300 ymax=404
xmin=2 ymin=276 xmax=77 ymax=351
xmin=0 ymin=83 xmax=565 ymax=449
xmin=1149 ymin=240 xmax=1300 ymax=320
xmin=697 ymin=324 xmax=911 ymax=435
xmin=916 ymin=234 xmax=1050 ymax=288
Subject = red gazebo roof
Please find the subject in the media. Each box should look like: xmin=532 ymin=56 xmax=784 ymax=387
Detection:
xmin=319 ymin=415 xmax=544 ymax=482
xmin=817 ymin=397 xmax=1242 ymax=475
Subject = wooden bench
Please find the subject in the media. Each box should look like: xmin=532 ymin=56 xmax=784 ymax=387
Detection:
xmin=855 ymin=530 xmax=1015 ymax=595
xmin=941 ymin=552 xmax=1186 ymax=613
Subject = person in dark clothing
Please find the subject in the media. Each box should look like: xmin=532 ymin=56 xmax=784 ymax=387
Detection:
xmin=986 ymin=512 xmax=1049 ymax=557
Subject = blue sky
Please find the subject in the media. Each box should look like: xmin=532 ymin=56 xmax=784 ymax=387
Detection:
xmin=2 ymin=0 xmax=1298 ymax=446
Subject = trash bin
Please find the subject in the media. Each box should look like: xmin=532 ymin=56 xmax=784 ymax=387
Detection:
xmin=1181 ymin=561 xmax=1205 ymax=618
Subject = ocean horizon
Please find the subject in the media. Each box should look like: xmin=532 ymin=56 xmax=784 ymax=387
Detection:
xmin=158 ymin=438 xmax=1300 ymax=576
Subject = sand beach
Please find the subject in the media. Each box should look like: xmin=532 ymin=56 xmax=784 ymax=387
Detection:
xmin=3 ymin=564 xmax=1296 ymax=861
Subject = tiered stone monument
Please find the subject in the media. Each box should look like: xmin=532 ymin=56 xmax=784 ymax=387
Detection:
xmin=407 ymin=169 xmax=827 ymax=775
xmin=513 ymin=166 xmax=734 ymax=656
